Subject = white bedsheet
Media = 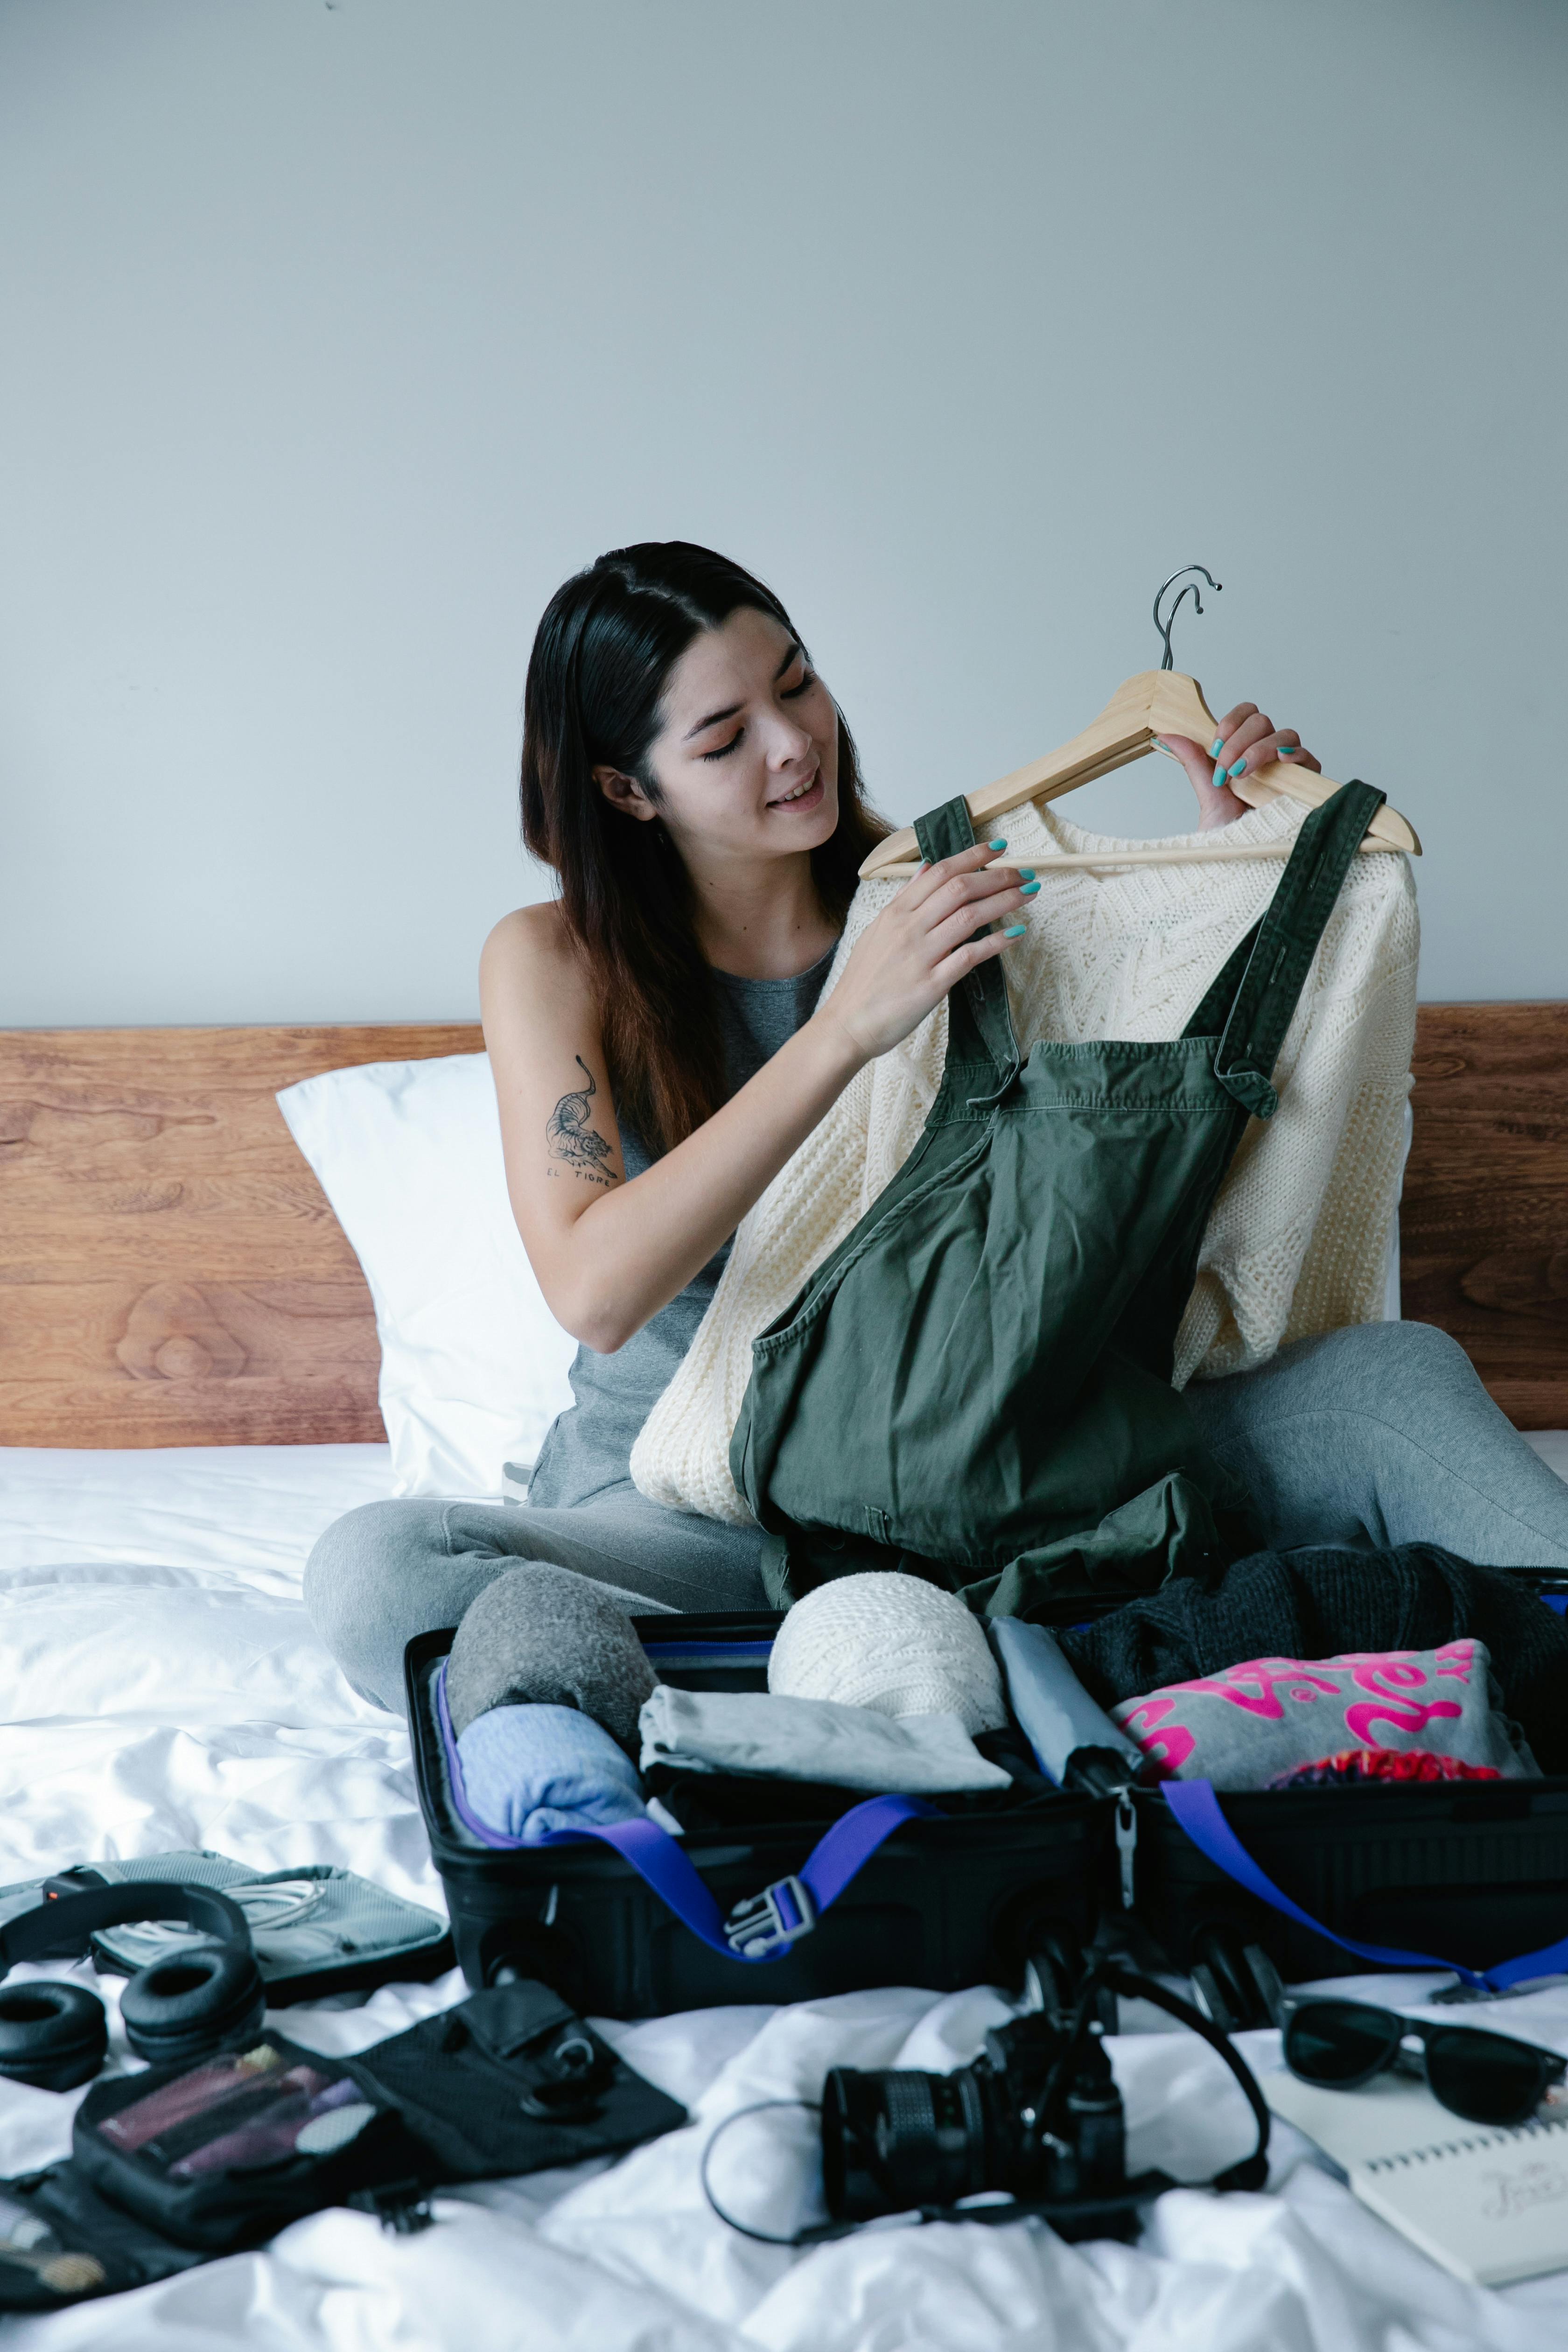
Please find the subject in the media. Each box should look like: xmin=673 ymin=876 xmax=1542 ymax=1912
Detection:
xmin=0 ymin=1439 xmax=1566 ymax=2350
xmin=0 ymin=1442 xmax=395 ymax=1591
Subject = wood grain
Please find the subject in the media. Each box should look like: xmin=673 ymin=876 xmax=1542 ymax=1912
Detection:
xmin=2 ymin=1006 xmax=1564 ymax=1450
xmin=1402 ymin=1002 xmax=1568 ymax=1428
xmin=0 ymin=1026 xmax=480 ymax=1446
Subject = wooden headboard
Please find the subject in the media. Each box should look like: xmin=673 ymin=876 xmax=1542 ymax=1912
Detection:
xmin=1 ymin=1006 xmax=1565 ymax=1447
xmin=0 ymin=1025 xmax=479 ymax=1447
xmin=1400 ymin=1003 xmax=1568 ymax=1429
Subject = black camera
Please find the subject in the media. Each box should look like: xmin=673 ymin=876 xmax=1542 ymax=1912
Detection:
xmin=822 ymin=2007 xmax=1132 ymax=2242
xmin=699 ymin=1959 xmax=1270 ymax=2251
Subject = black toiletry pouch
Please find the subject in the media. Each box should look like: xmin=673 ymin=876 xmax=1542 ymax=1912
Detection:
xmin=70 ymin=1980 xmax=686 ymax=2257
xmin=346 ymin=1978 xmax=686 ymax=2184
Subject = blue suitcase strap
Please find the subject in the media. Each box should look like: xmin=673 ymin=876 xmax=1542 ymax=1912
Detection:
xmin=1163 ymin=1777 xmax=1568 ymax=1995
xmin=541 ymin=1793 xmax=936 ymax=1962
xmin=434 ymin=1654 xmax=935 ymax=1960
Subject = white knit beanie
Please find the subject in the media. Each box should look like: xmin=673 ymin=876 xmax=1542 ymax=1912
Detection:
xmin=768 ymin=1574 xmax=1006 ymax=1736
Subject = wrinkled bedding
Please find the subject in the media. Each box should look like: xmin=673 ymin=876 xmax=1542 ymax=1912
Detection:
xmin=1 ymin=1439 xmax=1568 ymax=2350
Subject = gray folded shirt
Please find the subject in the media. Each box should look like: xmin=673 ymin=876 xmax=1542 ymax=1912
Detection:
xmin=1108 ymin=1636 xmax=1539 ymax=1790
xmin=638 ymin=1687 xmax=1012 ymax=1794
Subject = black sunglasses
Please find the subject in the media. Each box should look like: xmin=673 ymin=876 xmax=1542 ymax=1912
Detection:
xmin=1282 ymin=1997 xmax=1568 ymax=2129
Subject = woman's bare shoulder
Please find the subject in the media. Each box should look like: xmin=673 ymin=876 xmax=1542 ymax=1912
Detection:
xmin=483 ymin=897 xmax=575 ymax=967
xmin=481 ymin=902 xmax=596 ymax=1036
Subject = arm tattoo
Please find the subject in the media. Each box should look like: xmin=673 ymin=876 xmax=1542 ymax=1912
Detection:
xmin=546 ymin=1056 xmax=619 ymax=1187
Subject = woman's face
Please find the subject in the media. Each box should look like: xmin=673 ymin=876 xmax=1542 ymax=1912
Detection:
xmin=598 ymin=606 xmax=840 ymax=865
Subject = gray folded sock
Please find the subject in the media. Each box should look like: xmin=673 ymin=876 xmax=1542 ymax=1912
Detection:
xmin=445 ymin=1564 xmax=657 ymax=1752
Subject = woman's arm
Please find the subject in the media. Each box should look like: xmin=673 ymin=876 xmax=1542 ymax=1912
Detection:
xmin=482 ymin=847 xmax=1033 ymax=1352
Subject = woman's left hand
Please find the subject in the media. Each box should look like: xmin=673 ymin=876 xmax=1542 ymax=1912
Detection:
xmin=1157 ymin=703 xmax=1322 ymax=831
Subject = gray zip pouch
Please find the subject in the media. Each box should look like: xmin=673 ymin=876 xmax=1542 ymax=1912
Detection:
xmin=0 ymin=1855 xmax=449 ymax=2006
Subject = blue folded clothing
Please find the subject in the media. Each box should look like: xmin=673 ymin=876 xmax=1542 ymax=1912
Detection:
xmin=455 ymin=1702 xmax=647 ymax=1843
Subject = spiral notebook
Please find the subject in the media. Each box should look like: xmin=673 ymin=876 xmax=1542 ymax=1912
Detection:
xmin=1267 ymin=2068 xmax=1568 ymax=2287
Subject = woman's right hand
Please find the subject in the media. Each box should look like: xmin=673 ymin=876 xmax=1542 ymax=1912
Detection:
xmin=818 ymin=843 xmax=1034 ymax=1063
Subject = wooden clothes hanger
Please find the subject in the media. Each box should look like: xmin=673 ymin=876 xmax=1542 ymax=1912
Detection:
xmin=859 ymin=572 xmax=1421 ymax=880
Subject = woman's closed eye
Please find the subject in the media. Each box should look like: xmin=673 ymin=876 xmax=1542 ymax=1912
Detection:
xmin=697 ymin=665 xmax=817 ymax=757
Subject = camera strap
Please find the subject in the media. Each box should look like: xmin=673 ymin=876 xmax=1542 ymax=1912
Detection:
xmin=699 ymin=1957 xmax=1271 ymax=2247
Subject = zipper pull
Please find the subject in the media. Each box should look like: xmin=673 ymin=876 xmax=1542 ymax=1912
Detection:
xmin=1115 ymin=1794 xmax=1138 ymax=1910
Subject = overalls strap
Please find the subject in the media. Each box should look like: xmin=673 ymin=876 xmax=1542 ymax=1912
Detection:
xmin=1204 ymin=780 xmax=1387 ymax=1120
xmin=912 ymin=796 xmax=1022 ymax=1093
xmin=1181 ymin=921 xmax=1260 ymax=1043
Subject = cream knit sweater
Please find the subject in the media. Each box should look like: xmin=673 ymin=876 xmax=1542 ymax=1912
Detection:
xmin=630 ymin=793 xmax=1420 ymax=1525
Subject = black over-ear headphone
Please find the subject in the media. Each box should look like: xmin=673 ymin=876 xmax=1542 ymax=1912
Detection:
xmin=0 ymin=1884 xmax=265 ymax=2090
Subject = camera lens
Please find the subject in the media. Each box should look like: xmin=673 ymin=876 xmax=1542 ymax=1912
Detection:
xmin=823 ymin=2066 xmax=990 ymax=2220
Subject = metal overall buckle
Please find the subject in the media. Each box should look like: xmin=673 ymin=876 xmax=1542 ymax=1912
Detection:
xmin=725 ymin=1874 xmax=816 ymax=1960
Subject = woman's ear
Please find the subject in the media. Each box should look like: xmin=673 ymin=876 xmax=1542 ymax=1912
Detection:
xmin=595 ymin=766 xmax=660 ymax=825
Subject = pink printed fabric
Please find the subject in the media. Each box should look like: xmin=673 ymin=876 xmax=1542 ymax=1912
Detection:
xmin=1267 ymin=1749 xmax=1503 ymax=1790
xmin=1109 ymin=1638 xmax=1539 ymax=1791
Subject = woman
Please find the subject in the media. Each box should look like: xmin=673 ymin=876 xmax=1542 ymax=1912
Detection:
xmin=307 ymin=542 xmax=1568 ymax=1712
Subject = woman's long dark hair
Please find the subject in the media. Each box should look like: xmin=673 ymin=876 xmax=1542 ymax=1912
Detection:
xmin=520 ymin=541 xmax=887 ymax=1157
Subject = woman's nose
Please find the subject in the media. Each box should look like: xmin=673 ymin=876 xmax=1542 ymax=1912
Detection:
xmin=765 ymin=715 xmax=814 ymax=768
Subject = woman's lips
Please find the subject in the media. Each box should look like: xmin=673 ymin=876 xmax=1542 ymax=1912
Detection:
xmin=768 ymin=769 xmax=825 ymax=812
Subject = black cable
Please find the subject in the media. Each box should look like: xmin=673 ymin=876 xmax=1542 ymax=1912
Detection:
xmin=1097 ymin=1963 xmax=1272 ymax=2192
xmin=698 ymin=2100 xmax=830 ymax=2247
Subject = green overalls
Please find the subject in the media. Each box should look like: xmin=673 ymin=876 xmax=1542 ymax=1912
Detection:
xmin=731 ymin=779 xmax=1388 ymax=1614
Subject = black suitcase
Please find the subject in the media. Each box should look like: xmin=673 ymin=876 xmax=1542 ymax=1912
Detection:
xmin=408 ymin=1578 xmax=1568 ymax=2026
xmin=406 ymin=1615 xmax=1107 ymax=2018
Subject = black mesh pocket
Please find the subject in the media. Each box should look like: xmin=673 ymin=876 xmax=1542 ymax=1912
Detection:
xmin=72 ymin=2035 xmax=411 ymax=2253
xmin=0 ymin=2166 xmax=206 ymax=2311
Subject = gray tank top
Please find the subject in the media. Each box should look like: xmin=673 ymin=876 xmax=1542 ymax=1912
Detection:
xmin=526 ymin=949 xmax=836 ymax=1511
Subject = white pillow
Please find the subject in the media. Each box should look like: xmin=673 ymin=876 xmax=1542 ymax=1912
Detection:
xmin=277 ymin=1055 xmax=578 ymax=1498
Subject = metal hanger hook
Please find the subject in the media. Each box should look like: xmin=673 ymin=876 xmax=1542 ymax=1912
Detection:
xmin=1153 ymin=566 xmax=1223 ymax=671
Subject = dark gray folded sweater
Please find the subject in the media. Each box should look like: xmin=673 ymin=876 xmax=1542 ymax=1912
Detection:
xmin=1058 ymin=1545 xmax=1568 ymax=1776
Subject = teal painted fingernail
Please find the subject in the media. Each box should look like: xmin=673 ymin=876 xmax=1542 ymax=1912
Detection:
xmin=1019 ymin=881 xmax=1041 ymax=896
xmin=1210 ymin=736 xmax=1224 ymax=756
xmin=1211 ymin=761 xmax=1227 ymax=788
xmin=1229 ymin=757 xmax=1247 ymax=778
xmin=1279 ymin=743 xmax=1299 ymax=755
xmin=1017 ymin=867 xmax=1036 ymax=880
xmin=1003 ymin=923 xmax=1027 ymax=938
xmin=988 ymin=838 xmax=1008 ymax=851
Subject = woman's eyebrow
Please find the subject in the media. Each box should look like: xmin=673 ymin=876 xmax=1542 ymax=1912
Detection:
xmin=684 ymin=700 xmax=742 ymax=741
xmin=681 ymin=644 xmax=803 ymax=742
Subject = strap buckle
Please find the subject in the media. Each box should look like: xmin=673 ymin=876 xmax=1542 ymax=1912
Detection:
xmin=725 ymin=1873 xmax=816 ymax=1960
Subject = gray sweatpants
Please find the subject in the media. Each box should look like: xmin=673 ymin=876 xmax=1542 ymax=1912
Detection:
xmin=304 ymin=1321 xmax=1568 ymax=1714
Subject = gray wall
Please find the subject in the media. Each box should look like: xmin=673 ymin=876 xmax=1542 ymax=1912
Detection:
xmin=2 ymin=0 xmax=1563 ymax=1022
